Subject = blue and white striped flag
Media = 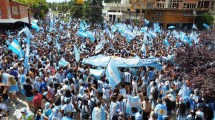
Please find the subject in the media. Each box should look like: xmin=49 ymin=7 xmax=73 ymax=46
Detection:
xmin=8 ymin=39 xmax=23 ymax=58
xmin=24 ymin=39 xmax=30 ymax=74
xmin=95 ymin=42 xmax=103 ymax=54
xmin=127 ymin=96 xmax=141 ymax=107
xmin=144 ymin=19 xmax=150 ymax=25
xmin=58 ymin=58 xmax=69 ymax=67
xmin=31 ymin=22 xmax=40 ymax=32
xmin=85 ymin=31 xmax=95 ymax=42
xmin=106 ymin=59 xmax=121 ymax=89
xmin=90 ymin=68 xmax=105 ymax=80
xmin=192 ymin=24 xmax=198 ymax=30
xmin=203 ymin=23 xmax=210 ymax=29
xmin=164 ymin=38 xmax=169 ymax=47
xmin=141 ymin=43 xmax=146 ymax=56
xmin=111 ymin=25 xmax=117 ymax=33
xmin=74 ymin=45 xmax=80 ymax=62
xmin=18 ymin=27 xmax=33 ymax=39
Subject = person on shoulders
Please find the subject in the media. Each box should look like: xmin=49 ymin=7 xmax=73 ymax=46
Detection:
xmin=19 ymin=108 xmax=33 ymax=120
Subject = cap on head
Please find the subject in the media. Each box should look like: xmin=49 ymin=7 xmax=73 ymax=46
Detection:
xmin=21 ymin=108 xmax=27 ymax=113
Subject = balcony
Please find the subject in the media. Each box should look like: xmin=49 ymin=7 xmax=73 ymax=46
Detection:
xmin=103 ymin=3 xmax=130 ymax=7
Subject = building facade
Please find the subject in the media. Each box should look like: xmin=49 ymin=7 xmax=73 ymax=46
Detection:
xmin=0 ymin=0 xmax=30 ymax=24
xmin=103 ymin=0 xmax=214 ymax=28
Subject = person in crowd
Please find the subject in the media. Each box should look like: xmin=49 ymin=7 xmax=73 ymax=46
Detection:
xmin=154 ymin=98 xmax=167 ymax=120
xmin=19 ymin=108 xmax=33 ymax=120
xmin=141 ymin=96 xmax=151 ymax=120
xmin=23 ymin=78 xmax=34 ymax=109
xmin=0 ymin=16 xmax=214 ymax=120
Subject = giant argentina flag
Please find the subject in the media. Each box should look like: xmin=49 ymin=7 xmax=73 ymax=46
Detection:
xmin=8 ymin=39 xmax=23 ymax=58
xmin=106 ymin=59 xmax=121 ymax=89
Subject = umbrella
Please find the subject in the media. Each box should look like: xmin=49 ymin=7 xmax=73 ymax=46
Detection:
xmin=168 ymin=26 xmax=175 ymax=29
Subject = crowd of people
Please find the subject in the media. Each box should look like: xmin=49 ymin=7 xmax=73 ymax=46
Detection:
xmin=0 ymin=15 xmax=214 ymax=120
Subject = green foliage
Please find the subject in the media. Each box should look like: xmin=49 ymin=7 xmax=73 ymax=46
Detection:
xmin=195 ymin=13 xmax=214 ymax=30
xmin=57 ymin=2 xmax=70 ymax=13
xmin=82 ymin=0 xmax=104 ymax=26
xmin=70 ymin=1 xmax=83 ymax=18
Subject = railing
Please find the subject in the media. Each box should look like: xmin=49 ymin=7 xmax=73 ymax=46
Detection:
xmin=103 ymin=3 xmax=130 ymax=7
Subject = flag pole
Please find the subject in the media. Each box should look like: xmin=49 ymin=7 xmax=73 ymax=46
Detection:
xmin=104 ymin=57 xmax=112 ymax=70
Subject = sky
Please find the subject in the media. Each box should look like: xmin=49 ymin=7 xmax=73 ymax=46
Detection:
xmin=46 ymin=0 xmax=71 ymax=3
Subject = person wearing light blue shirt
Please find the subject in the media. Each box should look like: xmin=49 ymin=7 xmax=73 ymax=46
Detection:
xmin=131 ymin=107 xmax=142 ymax=120
xmin=154 ymin=99 xmax=167 ymax=120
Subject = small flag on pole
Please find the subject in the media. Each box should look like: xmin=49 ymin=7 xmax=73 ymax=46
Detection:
xmin=106 ymin=58 xmax=121 ymax=89
xmin=192 ymin=24 xmax=198 ymax=30
xmin=203 ymin=23 xmax=210 ymax=29
xmin=8 ymin=39 xmax=23 ymax=58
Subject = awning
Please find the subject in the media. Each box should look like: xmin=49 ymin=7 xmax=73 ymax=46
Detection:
xmin=0 ymin=17 xmax=37 ymax=24
xmin=0 ymin=19 xmax=17 ymax=23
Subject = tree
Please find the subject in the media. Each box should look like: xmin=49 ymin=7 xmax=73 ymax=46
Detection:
xmin=175 ymin=31 xmax=215 ymax=98
xmin=70 ymin=1 xmax=83 ymax=18
xmin=82 ymin=0 xmax=103 ymax=26
xmin=58 ymin=2 xmax=70 ymax=13
xmin=195 ymin=13 xmax=214 ymax=30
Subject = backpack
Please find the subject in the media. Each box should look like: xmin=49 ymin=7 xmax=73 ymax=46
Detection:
xmin=90 ymin=99 xmax=96 ymax=112
xmin=153 ymin=87 xmax=159 ymax=99
xmin=81 ymin=105 xmax=90 ymax=119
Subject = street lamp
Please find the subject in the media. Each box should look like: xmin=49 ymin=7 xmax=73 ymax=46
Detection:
xmin=28 ymin=8 xmax=31 ymax=25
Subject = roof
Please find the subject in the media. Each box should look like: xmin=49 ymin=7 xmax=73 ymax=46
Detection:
xmin=9 ymin=0 xmax=29 ymax=7
xmin=0 ymin=17 xmax=37 ymax=24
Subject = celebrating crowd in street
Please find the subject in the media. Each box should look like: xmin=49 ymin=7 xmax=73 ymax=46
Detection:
xmin=0 ymin=15 xmax=214 ymax=120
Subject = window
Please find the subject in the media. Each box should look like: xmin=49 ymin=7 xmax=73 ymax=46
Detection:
xmin=184 ymin=3 xmax=196 ymax=9
xmin=147 ymin=3 xmax=153 ymax=9
xmin=211 ymin=2 xmax=214 ymax=8
xmin=169 ymin=3 xmax=179 ymax=8
xmin=12 ymin=6 xmax=19 ymax=15
xmin=157 ymin=3 xmax=165 ymax=8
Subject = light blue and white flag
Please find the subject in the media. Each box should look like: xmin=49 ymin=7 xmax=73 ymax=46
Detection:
xmin=18 ymin=27 xmax=33 ymax=39
xmin=82 ymin=55 xmax=162 ymax=70
xmin=111 ymin=25 xmax=117 ymax=33
xmin=141 ymin=43 xmax=146 ymax=56
xmin=24 ymin=38 xmax=30 ymax=74
xmin=58 ymin=58 xmax=69 ymax=67
xmin=148 ymin=30 xmax=157 ymax=38
xmin=74 ymin=45 xmax=80 ymax=62
xmin=106 ymin=59 xmax=121 ymax=89
xmin=90 ymin=68 xmax=105 ymax=80
xmin=164 ymin=38 xmax=169 ymax=47
xmin=156 ymin=104 xmax=167 ymax=120
xmin=95 ymin=42 xmax=104 ymax=54
xmin=77 ymin=30 xmax=88 ymax=38
xmin=105 ymin=28 xmax=113 ymax=39
xmin=144 ymin=19 xmax=150 ymax=25
xmin=203 ymin=23 xmax=210 ymax=29
xmin=127 ymin=96 xmax=141 ymax=107
xmin=192 ymin=24 xmax=198 ymax=30
xmin=85 ymin=31 xmax=95 ymax=42
xmin=31 ymin=22 xmax=40 ymax=32
xmin=123 ymin=29 xmax=136 ymax=42
xmin=181 ymin=82 xmax=190 ymax=99
xmin=8 ymin=39 xmax=23 ymax=58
